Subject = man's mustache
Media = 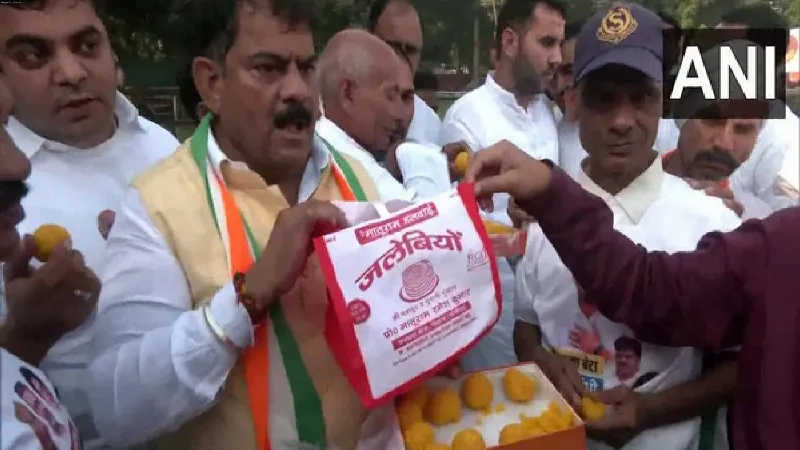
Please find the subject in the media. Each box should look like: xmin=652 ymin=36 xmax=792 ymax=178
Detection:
xmin=274 ymin=102 xmax=313 ymax=129
xmin=388 ymin=125 xmax=408 ymax=145
xmin=694 ymin=147 xmax=739 ymax=174
xmin=0 ymin=181 xmax=28 ymax=213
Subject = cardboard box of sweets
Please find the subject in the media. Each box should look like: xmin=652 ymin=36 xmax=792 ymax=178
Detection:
xmin=396 ymin=362 xmax=586 ymax=450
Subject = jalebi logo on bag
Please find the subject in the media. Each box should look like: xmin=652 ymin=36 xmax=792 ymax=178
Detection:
xmin=354 ymin=228 xmax=464 ymax=292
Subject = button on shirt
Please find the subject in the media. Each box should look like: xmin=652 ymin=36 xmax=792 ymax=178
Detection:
xmin=87 ymin=132 xmax=399 ymax=449
xmin=4 ymin=92 xmax=178 ymax=449
xmin=515 ymin=157 xmax=741 ymax=450
xmin=407 ymin=94 xmax=442 ymax=145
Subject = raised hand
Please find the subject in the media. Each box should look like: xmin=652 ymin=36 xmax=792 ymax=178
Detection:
xmin=2 ymin=235 xmax=99 ymax=364
xmin=464 ymin=140 xmax=553 ymax=211
xmin=244 ymin=200 xmax=348 ymax=319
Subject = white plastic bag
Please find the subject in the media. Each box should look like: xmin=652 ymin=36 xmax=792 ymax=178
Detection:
xmin=313 ymin=184 xmax=503 ymax=407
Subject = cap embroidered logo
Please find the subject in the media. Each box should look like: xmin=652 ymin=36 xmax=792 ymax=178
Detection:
xmin=597 ymin=5 xmax=638 ymax=44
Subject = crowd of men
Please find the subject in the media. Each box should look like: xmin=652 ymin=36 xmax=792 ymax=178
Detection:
xmin=0 ymin=0 xmax=798 ymax=449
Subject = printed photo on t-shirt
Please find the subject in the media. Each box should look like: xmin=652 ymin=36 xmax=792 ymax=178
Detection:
xmin=20 ymin=366 xmax=60 ymax=409
xmin=14 ymin=381 xmax=66 ymax=436
xmin=14 ymin=401 xmax=57 ymax=450
xmin=553 ymin=289 xmax=667 ymax=392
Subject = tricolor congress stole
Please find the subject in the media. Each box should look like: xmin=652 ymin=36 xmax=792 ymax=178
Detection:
xmin=190 ymin=115 xmax=367 ymax=449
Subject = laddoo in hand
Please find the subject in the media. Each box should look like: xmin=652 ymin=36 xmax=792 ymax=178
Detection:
xmin=482 ymin=219 xmax=516 ymax=235
xmin=33 ymin=224 xmax=71 ymax=262
xmin=581 ymin=396 xmax=606 ymax=421
xmin=454 ymin=151 xmax=471 ymax=176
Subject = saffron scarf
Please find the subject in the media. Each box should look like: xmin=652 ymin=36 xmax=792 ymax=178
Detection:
xmin=189 ymin=115 xmax=367 ymax=449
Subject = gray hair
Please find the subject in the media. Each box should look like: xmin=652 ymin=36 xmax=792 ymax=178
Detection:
xmin=317 ymin=29 xmax=393 ymax=108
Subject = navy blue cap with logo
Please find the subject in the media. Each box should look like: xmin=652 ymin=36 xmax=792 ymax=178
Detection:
xmin=574 ymin=3 xmax=664 ymax=84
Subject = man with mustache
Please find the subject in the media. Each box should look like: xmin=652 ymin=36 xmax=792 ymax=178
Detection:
xmin=714 ymin=5 xmax=800 ymax=218
xmin=369 ymin=0 xmax=443 ymax=145
xmin=662 ymin=113 xmax=763 ymax=218
xmin=87 ymin=1 xmax=417 ymax=448
xmin=0 ymin=79 xmax=99 ymax=449
xmin=316 ymin=29 xmax=447 ymax=201
xmin=464 ymin=103 xmax=800 ymax=450
xmin=0 ymin=0 xmax=177 ymax=446
xmin=439 ymin=0 xmax=565 ymax=372
xmin=513 ymin=5 xmax=741 ymax=450
xmin=663 ymin=40 xmax=776 ymax=219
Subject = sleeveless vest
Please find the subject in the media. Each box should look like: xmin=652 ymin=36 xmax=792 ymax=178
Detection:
xmin=132 ymin=141 xmax=380 ymax=450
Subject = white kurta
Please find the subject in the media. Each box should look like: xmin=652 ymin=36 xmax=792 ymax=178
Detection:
xmin=515 ymin=158 xmax=741 ymax=450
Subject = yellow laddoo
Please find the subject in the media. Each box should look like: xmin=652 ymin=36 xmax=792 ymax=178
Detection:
xmin=546 ymin=401 xmax=574 ymax=429
xmin=537 ymin=407 xmax=562 ymax=433
xmin=498 ymin=423 xmax=529 ymax=445
xmin=425 ymin=443 xmax=451 ymax=450
xmin=451 ymin=429 xmax=486 ymax=450
xmin=33 ymin=224 xmax=70 ymax=262
xmin=404 ymin=384 xmax=430 ymax=408
xmin=520 ymin=413 xmax=546 ymax=437
xmin=460 ymin=373 xmax=494 ymax=410
xmin=482 ymin=219 xmax=516 ymax=235
xmin=396 ymin=399 xmax=424 ymax=430
xmin=558 ymin=406 xmax=575 ymax=428
xmin=502 ymin=368 xmax=536 ymax=403
xmin=425 ymin=387 xmax=462 ymax=426
xmin=581 ymin=396 xmax=606 ymax=421
xmin=403 ymin=422 xmax=435 ymax=450
xmin=454 ymin=151 xmax=471 ymax=176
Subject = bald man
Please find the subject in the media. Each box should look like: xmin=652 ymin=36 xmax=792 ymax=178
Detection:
xmin=369 ymin=0 xmax=443 ymax=145
xmin=315 ymin=29 xmax=418 ymax=201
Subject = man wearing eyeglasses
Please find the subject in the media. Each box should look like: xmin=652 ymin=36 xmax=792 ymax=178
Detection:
xmin=369 ymin=0 xmax=443 ymax=146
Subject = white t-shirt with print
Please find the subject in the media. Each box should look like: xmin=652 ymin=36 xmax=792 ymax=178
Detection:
xmin=514 ymin=159 xmax=741 ymax=450
xmin=1 ymin=348 xmax=81 ymax=449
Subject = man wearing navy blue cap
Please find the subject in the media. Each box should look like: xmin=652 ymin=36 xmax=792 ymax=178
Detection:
xmin=513 ymin=4 xmax=738 ymax=450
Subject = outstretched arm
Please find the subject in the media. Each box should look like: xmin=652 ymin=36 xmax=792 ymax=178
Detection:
xmin=522 ymin=168 xmax=768 ymax=349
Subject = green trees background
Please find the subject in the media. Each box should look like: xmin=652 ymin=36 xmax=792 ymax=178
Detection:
xmin=104 ymin=0 xmax=799 ymax=78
